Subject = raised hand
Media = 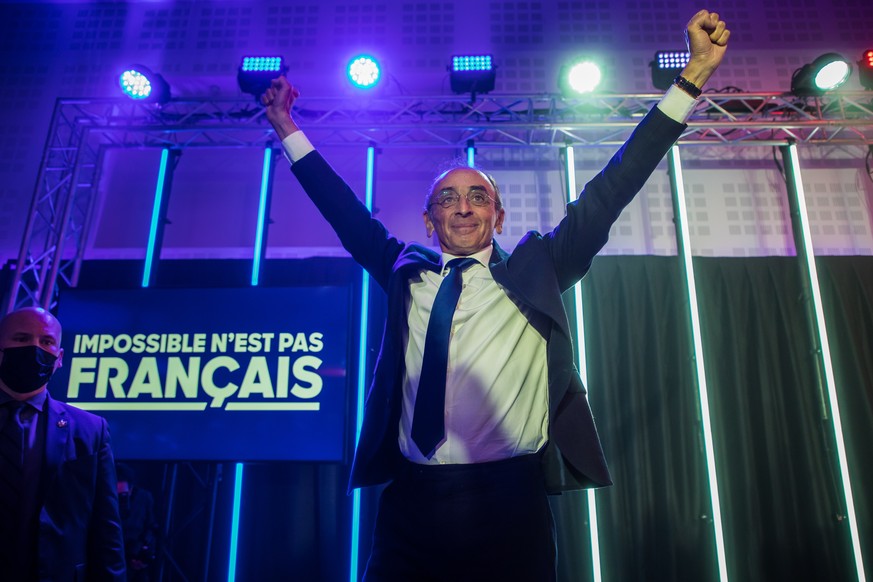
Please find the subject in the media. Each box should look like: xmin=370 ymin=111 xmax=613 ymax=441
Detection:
xmin=681 ymin=10 xmax=730 ymax=89
xmin=260 ymin=76 xmax=301 ymax=140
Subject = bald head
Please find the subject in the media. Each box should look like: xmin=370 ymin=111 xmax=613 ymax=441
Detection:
xmin=0 ymin=307 xmax=63 ymax=399
xmin=0 ymin=307 xmax=62 ymax=342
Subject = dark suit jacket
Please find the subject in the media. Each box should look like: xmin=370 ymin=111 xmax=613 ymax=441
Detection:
xmin=292 ymin=107 xmax=685 ymax=493
xmin=37 ymin=394 xmax=126 ymax=581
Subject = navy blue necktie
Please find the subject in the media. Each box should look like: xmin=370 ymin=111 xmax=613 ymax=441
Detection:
xmin=412 ymin=257 xmax=477 ymax=458
xmin=0 ymin=401 xmax=25 ymax=531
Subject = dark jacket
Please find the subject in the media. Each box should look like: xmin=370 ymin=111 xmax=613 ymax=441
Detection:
xmin=291 ymin=106 xmax=685 ymax=493
xmin=37 ymin=395 xmax=126 ymax=581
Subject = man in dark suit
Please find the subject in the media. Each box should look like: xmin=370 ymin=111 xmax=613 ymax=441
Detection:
xmin=262 ymin=10 xmax=728 ymax=581
xmin=0 ymin=306 xmax=126 ymax=581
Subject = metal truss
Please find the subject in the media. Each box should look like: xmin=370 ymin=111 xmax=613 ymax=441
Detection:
xmin=6 ymin=91 xmax=873 ymax=312
xmin=157 ymin=462 xmax=225 ymax=582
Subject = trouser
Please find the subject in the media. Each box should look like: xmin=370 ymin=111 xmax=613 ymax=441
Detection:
xmin=363 ymin=453 xmax=557 ymax=582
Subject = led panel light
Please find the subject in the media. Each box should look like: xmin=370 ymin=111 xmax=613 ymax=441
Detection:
xmin=650 ymin=51 xmax=690 ymax=91
xmin=449 ymin=54 xmax=496 ymax=94
xmin=238 ymin=56 xmax=287 ymax=98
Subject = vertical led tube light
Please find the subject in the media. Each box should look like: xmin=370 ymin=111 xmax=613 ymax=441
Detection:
xmin=142 ymin=149 xmax=169 ymax=287
xmin=251 ymin=148 xmax=273 ymax=286
xmin=227 ymin=463 xmax=244 ymax=582
xmin=667 ymin=146 xmax=729 ymax=582
xmin=467 ymin=141 xmax=475 ymax=167
xmin=229 ymin=146 xmax=275 ymax=579
xmin=564 ymin=146 xmax=602 ymax=582
xmin=782 ymin=143 xmax=867 ymax=582
xmin=350 ymin=145 xmax=376 ymax=582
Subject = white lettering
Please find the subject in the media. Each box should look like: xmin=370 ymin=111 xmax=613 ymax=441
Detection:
xmin=128 ymin=357 xmax=162 ymax=398
xmin=290 ymin=356 xmax=323 ymax=399
xmin=166 ymin=357 xmax=200 ymax=398
xmin=238 ymin=357 xmax=275 ymax=398
xmin=68 ymin=357 xmax=97 ymax=398
xmin=96 ymin=357 xmax=128 ymax=398
xmin=201 ymin=356 xmax=239 ymax=407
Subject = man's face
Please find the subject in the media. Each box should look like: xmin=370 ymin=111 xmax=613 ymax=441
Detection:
xmin=0 ymin=308 xmax=64 ymax=396
xmin=422 ymin=168 xmax=505 ymax=256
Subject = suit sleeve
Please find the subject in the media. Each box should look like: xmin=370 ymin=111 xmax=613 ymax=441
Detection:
xmin=291 ymin=151 xmax=406 ymax=290
xmin=544 ymin=107 xmax=686 ymax=290
xmin=86 ymin=418 xmax=127 ymax=581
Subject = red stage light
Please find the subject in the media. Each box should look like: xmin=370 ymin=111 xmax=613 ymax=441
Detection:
xmin=860 ymin=49 xmax=873 ymax=90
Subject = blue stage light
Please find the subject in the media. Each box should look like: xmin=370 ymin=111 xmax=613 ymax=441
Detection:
xmin=348 ymin=55 xmax=381 ymax=89
xmin=119 ymin=65 xmax=170 ymax=103
xmin=452 ymin=55 xmax=493 ymax=72
xmin=240 ymin=56 xmax=284 ymax=73
xmin=120 ymin=70 xmax=151 ymax=99
xmin=238 ymin=56 xmax=287 ymax=99
xmin=449 ymin=54 xmax=496 ymax=94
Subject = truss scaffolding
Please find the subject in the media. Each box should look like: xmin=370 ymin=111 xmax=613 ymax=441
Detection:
xmin=6 ymin=91 xmax=873 ymax=312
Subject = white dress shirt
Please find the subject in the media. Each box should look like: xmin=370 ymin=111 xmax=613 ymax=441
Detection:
xmin=398 ymin=246 xmax=550 ymax=464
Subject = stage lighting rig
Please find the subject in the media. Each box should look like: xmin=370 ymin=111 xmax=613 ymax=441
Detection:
xmin=347 ymin=55 xmax=381 ymax=89
xmin=790 ymin=53 xmax=852 ymax=96
xmin=119 ymin=65 xmax=170 ymax=104
xmin=558 ymin=57 xmax=603 ymax=95
xmin=238 ymin=56 xmax=288 ymax=99
xmin=449 ymin=55 xmax=496 ymax=96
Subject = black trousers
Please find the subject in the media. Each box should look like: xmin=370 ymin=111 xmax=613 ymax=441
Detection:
xmin=363 ymin=454 xmax=557 ymax=582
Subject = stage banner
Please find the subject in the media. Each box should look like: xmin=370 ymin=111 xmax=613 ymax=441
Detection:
xmin=53 ymin=287 xmax=350 ymax=462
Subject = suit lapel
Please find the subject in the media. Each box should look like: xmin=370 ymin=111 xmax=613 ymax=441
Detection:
xmin=44 ymin=396 xmax=70 ymax=477
xmin=489 ymin=239 xmax=571 ymax=339
xmin=394 ymin=244 xmax=441 ymax=274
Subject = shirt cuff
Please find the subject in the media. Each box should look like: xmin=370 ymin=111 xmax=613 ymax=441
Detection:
xmin=280 ymin=131 xmax=316 ymax=164
xmin=656 ymin=85 xmax=698 ymax=123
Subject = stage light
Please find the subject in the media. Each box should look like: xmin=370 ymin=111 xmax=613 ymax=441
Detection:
xmin=119 ymin=65 xmax=170 ymax=103
xmin=650 ymin=50 xmax=690 ymax=91
xmin=791 ymin=53 xmax=852 ymax=96
xmin=449 ymin=55 xmax=496 ymax=95
xmin=559 ymin=58 xmax=603 ymax=95
xmin=347 ymin=55 xmax=381 ymax=89
xmin=859 ymin=49 xmax=873 ymax=90
xmin=238 ymin=56 xmax=287 ymax=98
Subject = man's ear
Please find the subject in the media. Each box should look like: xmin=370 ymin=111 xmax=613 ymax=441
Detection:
xmin=494 ymin=208 xmax=505 ymax=235
xmin=55 ymin=348 xmax=64 ymax=370
xmin=423 ymin=210 xmax=435 ymax=237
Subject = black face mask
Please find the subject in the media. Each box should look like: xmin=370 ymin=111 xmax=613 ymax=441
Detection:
xmin=0 ymin=345 xmax=58 ymax=394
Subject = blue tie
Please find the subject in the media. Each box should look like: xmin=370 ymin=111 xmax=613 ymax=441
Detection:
xmin=412 ymin=257 xmax=477 ymax=458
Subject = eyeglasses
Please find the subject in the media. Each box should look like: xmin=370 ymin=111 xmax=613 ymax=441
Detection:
xmin=428 ymin=190 xmax=494 ymax=209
